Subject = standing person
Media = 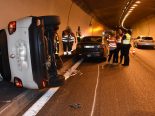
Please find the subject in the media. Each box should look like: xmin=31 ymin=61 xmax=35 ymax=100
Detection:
xmin=114 ymin=29 xmax=123 ymax=63
xmin=62 ymin=26 xmax=76 ymax=55
xmin=54 ymin=33 xmax=59 ymax=55
xmin=76 ymin=26 xmax=82 ymax=43
xmin=121 ymin=29 xmax=132 ymax=66
xmin=107 ymin=32 xmax=117 ymax=64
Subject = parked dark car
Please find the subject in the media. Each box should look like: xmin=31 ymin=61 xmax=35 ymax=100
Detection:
xmin=134 ymin=36 xmax=155 ymax=48
xmin=76 ymin=36 xmax=108 ymax=60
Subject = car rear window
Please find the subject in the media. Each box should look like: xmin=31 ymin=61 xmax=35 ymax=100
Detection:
xmin=81 ymin=37 xmax=102 ymax=42
xmin=142 ymin=37 xmax=153 ymax=40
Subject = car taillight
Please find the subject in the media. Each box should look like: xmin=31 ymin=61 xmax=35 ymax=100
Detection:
xmin=14 ymin=77 xmax=23 ymax=88
xmin=8 ymin=21 xmax=16 ymax=35
xmin=42 ymin=80 xmax=48 ymax=88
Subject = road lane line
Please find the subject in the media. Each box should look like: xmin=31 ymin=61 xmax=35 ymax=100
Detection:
xmin=23 ymin=87 xmax=59 ymax=116
xmin=90 ymin=65 xmax=100 ymax=116
xmin=23 ymin=59 xmax=83 ymax=116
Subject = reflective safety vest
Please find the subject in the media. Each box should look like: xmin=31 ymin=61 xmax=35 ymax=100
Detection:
xmin=117 ymin=36 xmax=122 ymax=43
xmin=108 ymin=39 xmax=117 ymax=50
xmin=62 ymin=34 xmax=75 ymax=42
xmin=123 ymin=33 xmax=131 ymax=44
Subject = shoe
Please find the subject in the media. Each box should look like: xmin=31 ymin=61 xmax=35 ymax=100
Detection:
xmin=113 ymin=63 xmax=118 ymax=65
xmin=122 ymin=64 xmax=129 ymax=66
xmin=68 ymin=51 xmax=72 ymax=55
xmin=106 ymin=61 xmax=110 ymax=64
xmin=64 ymin=52 xmax=67 ymax=55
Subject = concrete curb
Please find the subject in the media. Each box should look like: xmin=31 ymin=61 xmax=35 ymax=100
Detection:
xmin=0 ymin=58 xmax=75 ymax=116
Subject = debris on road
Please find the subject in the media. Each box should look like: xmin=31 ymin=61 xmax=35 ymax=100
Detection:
xmin=70 ymin=70 xmax=83 ymax=77
xmin=69 ymin=103 xmax=81 ymax=109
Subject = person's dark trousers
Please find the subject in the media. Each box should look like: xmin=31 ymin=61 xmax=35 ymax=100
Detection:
xmin=123 ymin=44 xmax=131 ymax=66
xmin=113 ymin=49 xmax=117 ymax=63
xmin=108 ymin=49 xmax=115 ymax=62
xmin=114 ymin=43 xmax=122 ymax=63
xmin=63 ymin=42 xmax=68 ymax=52
xmin=68 ymin=41 xmax=73 ymax=52
xmin=120 ymin=45 xmax=125 ymax=64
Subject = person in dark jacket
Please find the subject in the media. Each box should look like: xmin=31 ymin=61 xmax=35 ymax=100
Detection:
xmin=121 ymin=29 xmax=132 ymax=66
xmin=114 ymin=29 xmax=123 ymax=63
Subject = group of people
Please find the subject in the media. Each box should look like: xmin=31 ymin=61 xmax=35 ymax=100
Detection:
xmin=107 ymin=29 xmax=132 ymax=66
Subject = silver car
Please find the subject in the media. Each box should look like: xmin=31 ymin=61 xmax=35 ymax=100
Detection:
xmin=134 ymin=36 xmax=155 ymax=48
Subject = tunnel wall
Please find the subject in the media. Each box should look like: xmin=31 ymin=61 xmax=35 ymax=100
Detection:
xmin=132 ymin=15 xmax=155 ymax=39
xmin=47 ymin=0 xmax=105 ymax=53
xmin=0 ymin=0 xmax=105 ymax=55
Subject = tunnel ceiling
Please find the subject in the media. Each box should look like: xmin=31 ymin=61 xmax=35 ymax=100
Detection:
xmin=72 ymin=0 xmax=155 ymax=29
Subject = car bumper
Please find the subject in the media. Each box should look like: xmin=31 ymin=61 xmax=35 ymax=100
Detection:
xmin=79 ymin=52 xmax=104 ymax=58
xmin=137 ymin=42 xmax=155 ymax=47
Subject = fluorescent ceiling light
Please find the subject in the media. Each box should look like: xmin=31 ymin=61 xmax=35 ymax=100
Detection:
xmin=133 ymin=4 xmax=138 ymax=7
xmin=136 ymin=1 xmax=141 ymax=4
xmin=131 ymin=6 xmax=135 ymax=9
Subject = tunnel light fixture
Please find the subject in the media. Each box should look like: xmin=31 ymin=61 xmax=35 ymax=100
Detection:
xmin=133 ymin=4 xmax=138 ymax=7
xmin=136 ymin=1 xmax=141 ymax=4
xmin=129 ymin=9 xmax=133 ymax=11
xmin=120 ymin=0 xmax=142 ymax=29
xmin=131 ymin=6 xmax=135 ymax=9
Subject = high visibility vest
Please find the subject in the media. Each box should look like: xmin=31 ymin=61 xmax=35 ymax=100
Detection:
xmin=123 ymin=33 xmax=131 ymax=44
xmin=108 ymin=39 xmax=117 ymax=49
xmin=62 ymin=34 xmax=75 ymax=42
xmin=117 ymin=36 xmax=122 ymax=43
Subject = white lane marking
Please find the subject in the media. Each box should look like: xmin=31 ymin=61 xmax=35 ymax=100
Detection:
xmin=23 ymin=59 xmax=83 ymax=116
xmin=23 ymin=87 xmax=59 ymax=116
xmin=90 ymin=65 xmax=100 ymax=116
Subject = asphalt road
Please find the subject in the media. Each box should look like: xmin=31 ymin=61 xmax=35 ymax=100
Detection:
xmin=31 ymin=48 xmax=155 ymax=116
xmin=0 ymin=81 xmax=26 ymax=108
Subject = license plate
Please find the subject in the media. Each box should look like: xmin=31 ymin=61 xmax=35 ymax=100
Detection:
xmin=84 ymin=46 xmax=94 ymax=48
xmin=87 ymin=54 xmax=91 ymax=57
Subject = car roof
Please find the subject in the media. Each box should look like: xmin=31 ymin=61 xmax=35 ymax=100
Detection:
xmin=138 ymin=36 xmax=152 ymax=38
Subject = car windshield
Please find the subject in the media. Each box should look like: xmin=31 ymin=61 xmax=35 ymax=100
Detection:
xmin=142 ymin=37 xmax=153 ymax=40
xmin=81 ymin=37 xmax=102 ymax=43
